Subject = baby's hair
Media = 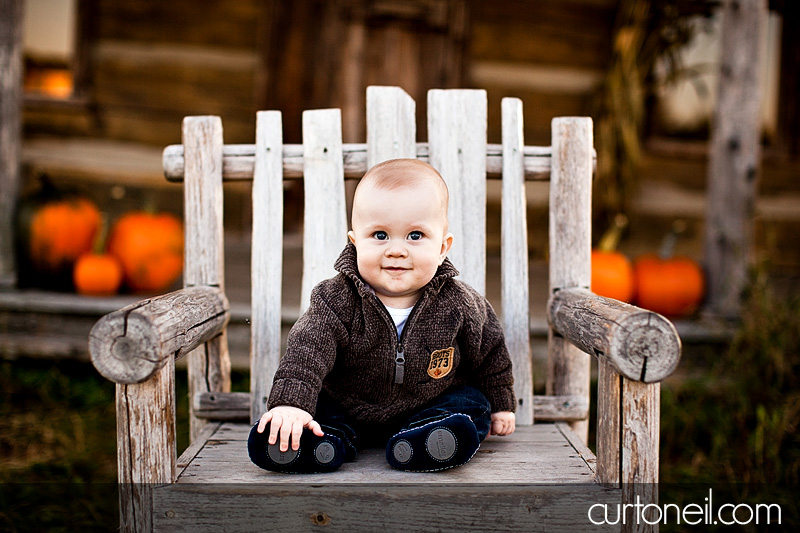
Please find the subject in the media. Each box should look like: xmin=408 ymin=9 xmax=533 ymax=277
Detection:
xmin=357 ymin=159 xmax=449 ymax=213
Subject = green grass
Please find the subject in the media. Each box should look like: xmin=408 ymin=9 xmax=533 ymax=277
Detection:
xmin=0 ymin=358 xmax=120 ymax=532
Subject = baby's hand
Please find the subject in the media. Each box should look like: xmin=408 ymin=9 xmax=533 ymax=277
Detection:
xmin=490 ymin=411 xmax=515 ymax=436
xmin=256 ymin=405 xmax=324 ymax=452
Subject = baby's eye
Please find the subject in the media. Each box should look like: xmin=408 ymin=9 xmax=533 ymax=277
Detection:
xmin=373 ymin=231 xmax=388 ymax=240
xmin=408 ymin=231 xmax=423 ymax=241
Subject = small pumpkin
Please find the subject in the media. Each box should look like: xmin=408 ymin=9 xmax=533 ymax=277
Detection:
xmin=74 ymin=253 xmax=123 ymax=296
xmin=591 ymin=214 xmax=635 ymax=303
xmin=28 ymin=196 xmax=101 ymax=277
xmin=73 ymin=215 xmax=123 ymax=296
xmin=633 ymin=221 xmax=705 ymax=317
xmin=107 ymin=211 xmax=184 ymax=293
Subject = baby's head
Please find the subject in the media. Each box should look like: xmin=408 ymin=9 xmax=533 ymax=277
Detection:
xmin=348 ymin=159 xmax=453 ymax=309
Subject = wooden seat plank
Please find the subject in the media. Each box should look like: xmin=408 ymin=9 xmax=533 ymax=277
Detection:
xmin=153 ymin=482 xmax=618 ymax=533
xmin=156 ymin=424 xmax=617 ymax=532
xmin=173 ymin=424 xmax=598 ymax=485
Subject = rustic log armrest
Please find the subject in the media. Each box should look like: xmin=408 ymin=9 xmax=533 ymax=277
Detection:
xmin=548 ymin=287 xmax=681 ymax=383
xmin=549 ymin=287 xmax=680 ymax=490
xmin=89 ymin=286 xmax=230 ymax=384
xmin=87 ymin=285 xmax=229 ymax=530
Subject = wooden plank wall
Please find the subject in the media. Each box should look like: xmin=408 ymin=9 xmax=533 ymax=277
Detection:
xmin=259 ymin=0 xmax=469 ymax=144
xmin=470 ymin=0 xmax=615 ymax=145
xmin=24 ymin=0 xmax=614 ymax=148
xmin=91 ymin=0 xmax=261 ymax=146
xmin=24 ymin=0 xmax=262 ymax=146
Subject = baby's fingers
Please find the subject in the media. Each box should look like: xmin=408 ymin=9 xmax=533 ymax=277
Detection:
xmin=268 ymin=412 xmax=283 ymax=446
xmin=278 ymin=418 xmax=295 ymax=452
xmin=490 ymin=419 xmax=508 ymax=436
xmin=307 ymin=419 xmax=324 ymax=437
xmin=257 ymin=411 xmax=273 ymax=434
xmin=290 ymin=421 xmax=304 ymax=451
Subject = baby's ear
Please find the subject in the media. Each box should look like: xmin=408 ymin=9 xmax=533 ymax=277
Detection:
xmin=347 ymin=230 xmax=356 ymax=245
xmin=439 ymin=232 xmax=454 ymax=264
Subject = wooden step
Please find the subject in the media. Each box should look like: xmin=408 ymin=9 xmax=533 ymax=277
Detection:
xmin=155 ymin=422 xmax=618 ymax=532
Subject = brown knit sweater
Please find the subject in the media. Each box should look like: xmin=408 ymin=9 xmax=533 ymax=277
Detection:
xmin=268 ymin=243 xmax=516 ymax=424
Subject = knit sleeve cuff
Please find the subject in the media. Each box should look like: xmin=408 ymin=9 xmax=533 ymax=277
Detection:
xmin=484 ymin=384 xmax=517 ymax=413
xmin=267 ymin=378 xmax=320 ymax=415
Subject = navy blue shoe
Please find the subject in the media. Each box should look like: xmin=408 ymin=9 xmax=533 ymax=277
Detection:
xmin=386 ymin=413 xmax=480 ymax=472
xmin=248 ymin=421 xmax=346 ymax=473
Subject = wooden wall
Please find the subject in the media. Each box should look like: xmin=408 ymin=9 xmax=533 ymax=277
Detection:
xmin=470 ymin=0 xmax=615 ymax=145
xmin=24 ymin=0 xmax=262 ymax=146
xmin=22 ymin=0 xmax=615 ymax=147
xmin=18 ymin=0 xmax=799 ymax=274
xmin=259 ymin=0 xmax=470 ymax=143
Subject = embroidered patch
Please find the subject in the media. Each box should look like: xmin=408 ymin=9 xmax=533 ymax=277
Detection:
xmin=427 ymin=347 xmax=454 ymax=379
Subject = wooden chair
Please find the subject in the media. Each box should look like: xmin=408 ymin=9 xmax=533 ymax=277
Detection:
xmin=89 ymin=86 xmax=681 ymax=532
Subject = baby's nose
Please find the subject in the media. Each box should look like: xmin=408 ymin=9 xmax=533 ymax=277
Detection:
xmin=385 ymin=242 xmax=408 ymax=257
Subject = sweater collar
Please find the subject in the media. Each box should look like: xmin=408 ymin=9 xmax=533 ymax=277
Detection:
xmin=334 ymin=242 xmax=459 ymax=297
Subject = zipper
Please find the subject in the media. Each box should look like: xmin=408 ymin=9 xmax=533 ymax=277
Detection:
xmin=394 ymin=343 xmax=405 ymax=385
xmin=372 ymin=293 xmax=425 ymax=386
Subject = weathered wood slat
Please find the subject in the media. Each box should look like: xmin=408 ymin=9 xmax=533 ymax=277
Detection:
xmin=623 ymin=382 xmax=661 ymax=484
xmin=621 ymin=379 xmax=660 ymax=532
xmin=250 ymin=110 xmax=283 ymax=424
xmin=704 ymin=0 xmax=767 ymax=318
xmin=154 ymin=484 xmax=617 ymax=532
xmin=116 ymin=358 xmax=177 ymax=533
xmin=548 ymin=287 xmax=682 ymax=383
xmin=182 ymin=116 xmax=225 ymax=290
xmin=88 ymin=287 xmax=229 ymax=384
xmin=193 ymin=391 xmax=588 ymax=423
xmin=534 ymin=395 xmax=589 ymax=422
xmin=428 ymin=89 xmax=488 ymax=295
xmin=155 ymin=483 xmax=617 ymax=532
xmin=555 ymin=422 xmax=597 ymax=474
xmin=595 ymin=360 xmax=621 ymax=487
xmin=300 ymin=109 xmax=348 ymax=313
xmin=547 ymin=117 xmax=593 ymax=441
xmin=193 ymin=391 xmax=252 ymax=420
xmin=172 ymin=423 xmax=601 ymax=485
xmin=501 ymin=97 xmax=533 ymax=425
xmin=366 ymin=86 xmax=416 ymax=166
xmin=176 ymin=421 xmax=221 ymax=471
xmin=0 ymin=0 xmax=23 ymax=288
xmin=162 ymin=143 xmax=563 ymax=182
xmin=182 ymin=116 xmax=232 ymax=442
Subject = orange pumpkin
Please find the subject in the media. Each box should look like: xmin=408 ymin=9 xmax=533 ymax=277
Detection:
xmin=28 ymin=197 xmax=101 ymax=276
xmin=107 ymin=212 xmax=184 ymax=293
xmin=591 ymin=213 xmax=634 ymax=302
xmin=73 ymin=253 xmax=123 ymax=296
xmin=633 ymin=254 xmax=705 ymax=317
xmin=592 ymin=250 xmax=635 ymax=302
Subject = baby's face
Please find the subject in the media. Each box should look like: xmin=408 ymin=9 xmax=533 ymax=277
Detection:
xmin=348 ymin=180 xmax=452 ymax=309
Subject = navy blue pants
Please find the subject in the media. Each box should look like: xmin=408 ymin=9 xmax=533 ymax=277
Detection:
xmin=314 ymin=385 xmax=491 ymax=452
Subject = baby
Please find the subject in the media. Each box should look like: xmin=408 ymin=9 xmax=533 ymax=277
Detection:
xmin=248 ymin=158 xmax=515 ymax=473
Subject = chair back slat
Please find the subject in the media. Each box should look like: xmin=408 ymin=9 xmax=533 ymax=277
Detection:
xmin=427 ymin=89 xmax=488 ymax=295
xmin=250 ymin=110 xmax=284 ymax=423
xmin=366 ymin=86 xmax=416 ymax=165
xmin=546 ymin=117 xmax=594 ymax=441
xmin=183 ymin=116 xmax=225 ymax=290
xmin=300 ymin=109 xmax=348 ymax=314
xmin=500 ymin=97 xmax=533 ymax=425
xmin=182 ymin=116 xmax=231 ymax=440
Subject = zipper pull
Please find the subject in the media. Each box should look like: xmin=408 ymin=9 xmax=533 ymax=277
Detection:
xmin=394 ymin=344 xmax=405 ymax=385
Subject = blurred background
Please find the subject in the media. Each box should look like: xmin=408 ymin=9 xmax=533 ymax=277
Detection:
xmin=1 ymin=0 xmax=798 ymax=530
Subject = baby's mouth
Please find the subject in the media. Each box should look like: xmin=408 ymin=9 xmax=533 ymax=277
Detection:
xmin=383 ymin=266 xmax=409 ymax=273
